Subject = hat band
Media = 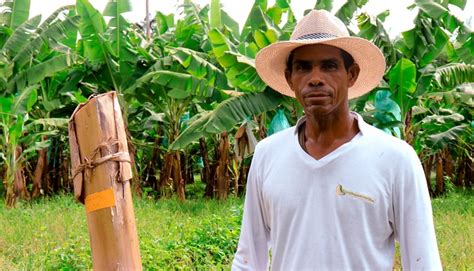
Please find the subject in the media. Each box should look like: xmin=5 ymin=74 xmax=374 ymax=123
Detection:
xmin=294 ymin=33 xmax=337 ymax=40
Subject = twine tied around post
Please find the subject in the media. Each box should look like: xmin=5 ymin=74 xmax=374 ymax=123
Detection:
xmin=72 ymin=138 xmax=131 ymax=183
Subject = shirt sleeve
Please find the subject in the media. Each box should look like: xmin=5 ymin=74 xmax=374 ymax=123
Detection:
xmin=232 ymin=148 xmax=270 ymax=271
xmin=393 ymin=146 xmax=442 ymax=270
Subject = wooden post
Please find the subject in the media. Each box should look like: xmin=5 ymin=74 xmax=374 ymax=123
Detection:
xmin=68 ymin=91 xmax=142 ymax=270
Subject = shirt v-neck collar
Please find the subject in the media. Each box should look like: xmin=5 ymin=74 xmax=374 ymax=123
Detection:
xmin=292 ymin=112 xmax=368 ymax=168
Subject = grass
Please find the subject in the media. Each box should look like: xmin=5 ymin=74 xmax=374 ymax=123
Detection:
xmin=430 ymin=190 xmax=474 ymax=269
xmin=0 ymin=193 xmax=242 ymax=270
xmin=0 ymin=189 xmax=472 ymax=270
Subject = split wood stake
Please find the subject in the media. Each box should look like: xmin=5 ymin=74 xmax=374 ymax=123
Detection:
xmin=68 ymin=91 xmax=142 ymax=270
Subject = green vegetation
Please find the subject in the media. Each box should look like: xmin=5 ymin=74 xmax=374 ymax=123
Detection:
xmin=0 ymin=191 xmax=243 ymax=270
xmin=1 ymin=190 xmax=473 ymax=270
xmin=0 ymin=0 xmax=471 ymax=206
xmin=0 ymin=0 xmax=471 ymax=269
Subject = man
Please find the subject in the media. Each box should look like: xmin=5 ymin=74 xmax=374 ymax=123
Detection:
xmin=232 ymin=10 xmax=441 ymax=270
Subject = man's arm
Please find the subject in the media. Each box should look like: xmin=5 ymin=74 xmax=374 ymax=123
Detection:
xmin=393 ymin=146 xmax=442 ymax=270
xmin=232 ymin=150 xmax=270 ymax=271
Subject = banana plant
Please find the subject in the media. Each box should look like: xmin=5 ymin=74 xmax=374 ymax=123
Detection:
xmin=75 ymin=0 xmax=137 ymax=92
xmin=411 ymin=88 xmax=472 ymax=195
xmin=158 ymin=0 xmax=294 ymax=198
xmin=124 ymin=1 xmax=235 ymax=200
xmin=0 ymin=86 xmax=54 ymax=206
xmin=0 ymin=1 xmax=81 ymax=205
xmin=413 ymin=0 xmax=472 ymax=63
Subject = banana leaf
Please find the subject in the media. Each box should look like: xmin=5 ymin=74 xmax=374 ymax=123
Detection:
xmin=126 ymin=70 xmax=214 ymax=98
xmin=415 ymin=0 xmax=470 ymax=41
xmin=209 ymin=29 xmax=266 ymax=92
xmin=448 ymin=0 xmax=467 ymax=9
xmin=2 ymin=0 xmax=31 ymax=30
xmin=30 ymin=118 xmax=69 ymax=128
xmin=155 ymin=12 xmax=174 ymax=35
xmin=12 ymin=84 xmax=37 ymax=114
xmin=2 ymin=15 xmax=40 ymax=59
xmin=415 ymin=63 xmax=474 ymax=95
xmin=103 ymin=0 xmax=136 ymax=83
xmin=335 ymin=0 xmax=369 ymax=24
xmin=221 ymin=10 xmax=239 ymax=37
xmin=13 ymin=7 xmax=80 ymax=69
xmin=421 ymin=113 xmax=464 ymax=125
xmin=9 ymin=54 xmax=78 ymax=93
xmin=76 ymin=0 xmax=107 ymax=65
xmin=431 ymin=63 xmax=474 ymax=91
xmin=427 ymin=124 xmax=469 ymax=149
xmin=170 ymin=89 xmax=284 ymax=150
xmin=357 ymin=12 xmax=397 ymax=67
xmin=314 ymin=0 xmax=333 ymax=11
xmin=241 ymin=0 xmax=268 ymax=41
xmin=168 ymin=47 xmax=228 ymax=90
xmin=389 ymin=58 xmax=417 ymax=96
xmin=210 ymin=0 xmax=222 ymax=28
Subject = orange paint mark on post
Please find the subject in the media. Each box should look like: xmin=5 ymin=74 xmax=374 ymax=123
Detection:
xmin=85 ymin=188 xmax=116 ymax=213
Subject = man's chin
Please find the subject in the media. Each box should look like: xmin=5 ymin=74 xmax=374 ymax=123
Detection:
xmin=304 ymin=105 xmax=334 ymax=117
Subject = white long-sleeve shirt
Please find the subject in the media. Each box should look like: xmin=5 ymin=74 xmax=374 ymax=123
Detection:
xmin=232 ymin=114 xmax=441 ymax=270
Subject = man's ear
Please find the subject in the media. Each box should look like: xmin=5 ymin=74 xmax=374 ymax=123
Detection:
xmin=347 ymin=63 xmax=360 ymax=88
xmin=285 ymin=69 xmax=294 ymax=91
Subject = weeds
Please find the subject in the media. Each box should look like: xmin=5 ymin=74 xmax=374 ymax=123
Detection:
xmin=0 ymin=190 xmax=472 ymax=269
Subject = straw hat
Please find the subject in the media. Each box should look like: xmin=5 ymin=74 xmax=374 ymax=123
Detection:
xmin=255 ymin=10 xmax=386 ymax=99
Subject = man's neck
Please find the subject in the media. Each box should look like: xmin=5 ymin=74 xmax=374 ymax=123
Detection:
xmin=302 ymin=110 xmax=359 ymax=160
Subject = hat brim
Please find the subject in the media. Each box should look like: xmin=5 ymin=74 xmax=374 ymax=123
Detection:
xmin=255 ymin=37 xmax=386 ymax=99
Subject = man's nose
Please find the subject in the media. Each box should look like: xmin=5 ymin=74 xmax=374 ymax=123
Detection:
xmin=308 ymin=67 xmax=324 ymax=87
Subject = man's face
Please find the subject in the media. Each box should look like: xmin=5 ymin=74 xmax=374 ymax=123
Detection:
xmin=285 ymin=44 xmax=359 ymax=117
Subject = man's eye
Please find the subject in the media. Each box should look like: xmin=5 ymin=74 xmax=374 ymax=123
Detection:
xmin=323 ymin=62 xmax=338 ymax=70
xmin=295 ymin=63 xmax=311 ymax=71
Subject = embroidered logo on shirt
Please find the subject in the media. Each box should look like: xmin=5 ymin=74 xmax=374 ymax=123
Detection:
xmin=336 ymin=184 xmax=375 ymax=204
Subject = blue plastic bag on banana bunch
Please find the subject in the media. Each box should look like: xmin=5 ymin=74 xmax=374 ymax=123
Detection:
xmin=234 ymin=121 xmax=258 ymax=162
xmin=268 ymin=109 xmax=290 ymax=136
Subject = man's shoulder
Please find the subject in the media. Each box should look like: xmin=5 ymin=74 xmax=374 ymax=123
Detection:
xmin=362 ymin=123 xmax=417 ymax=159
xmin=255 ymin=126 xmax=296 ymax=153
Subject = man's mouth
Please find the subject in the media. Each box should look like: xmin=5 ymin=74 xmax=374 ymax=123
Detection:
xmin=306 ymin=93 xmax=329 ymax=97
xmin=304 ymin=92 xmax=331 ymax=101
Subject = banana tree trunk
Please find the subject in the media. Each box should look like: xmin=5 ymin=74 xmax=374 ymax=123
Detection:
xmin=455 ymin=155 xmax=466 ymax=187
xmin=62 ymin=149 xmax=72 ymax=193
xmin=199 ymin=138 xmax=213 ymax=198
xmin=443 ymin=147 xmax=454 ymax=182
xmin=49 ymin=140 xmax=61 ymax=194
xmin=43 ymin=147 xmax=51 ymax=195
xmin=404 ymin=108 xmax=414 ymax=145
xmin=185 ymin=153 xmax=194 ymax=184
xmin=159 ymin=151 xmax=185 ymax=201
xmin=233 ymin=158 xmax=240 ymax=196
xmin=238 ymin=161 xmax=250 ymax=196
xmin=5 ymin=146 xmax=30 ymax=207
xmin=32 ymin=142 xmax=47 ymax=198
xmin=216 ymin=132 xmax=230 ymax=200
xmin=145 ymin=133 xmax=161 ymax=191
xmin=465 ymin=157 xmax=473 ymax=188
xmin=5 ymin=185 xmax=15 ymax=207
xmin=435 ymin=152 xmax=444 ymax=196
xmin=256 ymin=114 xmax=267 ymax=140
xmin=172 ymin=151 xmax=185 ymax=201
xmin=126 ymin=130 xmax=142 ymax=197
xmin=159 ymin=152 xmax=174 ymax=196
xmin=421 ymin=152 xmax=434 ymax=196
